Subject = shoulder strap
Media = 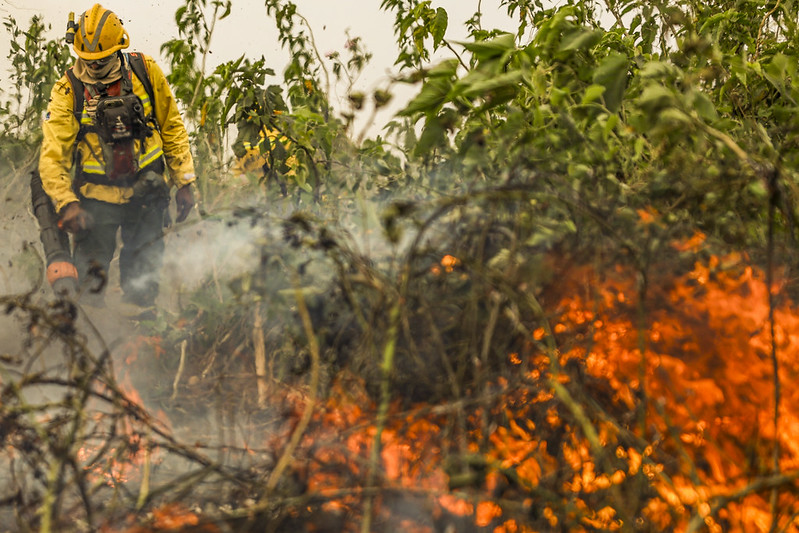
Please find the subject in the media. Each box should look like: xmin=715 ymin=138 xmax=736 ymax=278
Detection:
xmin=126 ymin=52 xmax=155 ymax=109
xmin=65 ymin=67 xmax=84 ymax=125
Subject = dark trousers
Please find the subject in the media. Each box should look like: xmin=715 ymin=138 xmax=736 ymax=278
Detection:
xmin=73 ymin=196 xmax=166 ymax=306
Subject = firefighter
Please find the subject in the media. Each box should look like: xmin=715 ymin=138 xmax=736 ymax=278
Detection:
xmin=231 ymin=100 xmax=298 ymax=189
xmin=231 ymin=127 xmax=297 ymax=182
xmin=39 ymin=4 xmax=196 ymax=309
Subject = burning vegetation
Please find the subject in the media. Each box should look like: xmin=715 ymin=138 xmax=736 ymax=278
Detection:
xmin=3 ymin=202 xmax=799 ymax=532
xmin=3 ymin=0 xmax=799 ymax=531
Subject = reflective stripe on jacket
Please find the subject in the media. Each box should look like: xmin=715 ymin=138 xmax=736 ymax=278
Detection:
xmin=39 ymin=54 xmax=195 ymax=213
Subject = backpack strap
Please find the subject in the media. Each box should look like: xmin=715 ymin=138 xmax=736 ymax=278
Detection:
xmin=127 ymin=52 xmax=158 ymax=131
xmin=65 ymin=67 xmax=86 ymax=139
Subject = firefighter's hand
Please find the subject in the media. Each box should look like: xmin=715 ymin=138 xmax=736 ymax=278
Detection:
xmin=58 ymin=202 xmax=93 ymax=233
xmin=175 ymin=184 xmax=195 ymax=223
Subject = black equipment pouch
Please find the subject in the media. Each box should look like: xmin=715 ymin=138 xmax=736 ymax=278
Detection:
xmin=94 ymin=92 xmax=149 ymax=144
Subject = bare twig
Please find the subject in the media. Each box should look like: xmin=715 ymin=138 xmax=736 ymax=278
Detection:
xmin=136 ymin=440 xmax=152 ymax=510
xmin=360 ymin=296 xmax=401 ymax=533
xmin=171 ymin=339 xmax=188 ymax=401
xmin=188 ymin=3 xmax=220 ymax=110
xmin=253 ymin=304 xmax=269 ymax=408
xmin=687 ymin=471 xmax=799 ymax=533
xmin=755 ymin=0 xmax=782 ymax=60
xmin=767 ymin=169 xmax=782 ymax=533
xmin=263 ymin=269 xmax=321 ymax=493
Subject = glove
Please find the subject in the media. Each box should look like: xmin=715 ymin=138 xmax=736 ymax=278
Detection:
xmin=58 ymin=202 xmax=93 ymax=233
xmin=175 ymin=184 xmax=195 ymax=223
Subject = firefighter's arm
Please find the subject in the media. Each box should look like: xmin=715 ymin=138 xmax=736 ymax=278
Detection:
xmin=39 ymin=78 xmax=81 ymax=214
xmin=146 ymin=56 xmax=196 ymax=188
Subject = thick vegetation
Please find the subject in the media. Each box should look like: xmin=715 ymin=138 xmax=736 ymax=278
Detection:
xmin=2 ymin=0 xmax=799 ymax=531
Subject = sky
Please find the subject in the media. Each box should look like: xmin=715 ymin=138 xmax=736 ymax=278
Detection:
xmin=0 ymin=0 xmax=516 ymax=135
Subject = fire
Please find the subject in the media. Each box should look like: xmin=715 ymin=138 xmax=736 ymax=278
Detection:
xmin=68 ymin=250 xmax=799 ymax=532
xmin=280 ymin=252 xmax=799 ymax=531
xmin=77 ymin=435 xmax=147 ymax=487
xmin=431 ymin=254 xmax=461 ymax=275
xmin=103 ymin=503 xmax=213 ymax=533
xmin=546 ymin=254 xmax=799 ymax=530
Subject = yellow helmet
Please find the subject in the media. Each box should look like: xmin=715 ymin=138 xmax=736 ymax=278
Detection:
xmin=73 ymin=4 xmax=129 ymax=60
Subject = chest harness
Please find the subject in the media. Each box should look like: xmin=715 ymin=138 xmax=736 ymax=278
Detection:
xmin=66 ymin=52 xmax=160 ymax=184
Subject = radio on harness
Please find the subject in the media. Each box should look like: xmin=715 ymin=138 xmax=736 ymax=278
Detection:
xmin=94 ymin=92 xmax=152 ymax=143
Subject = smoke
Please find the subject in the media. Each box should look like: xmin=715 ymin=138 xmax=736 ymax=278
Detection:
xmin=0 ymin=160 xmax=467 ymax=530
xmin=159 ymin=214 xmax=267 ymax=304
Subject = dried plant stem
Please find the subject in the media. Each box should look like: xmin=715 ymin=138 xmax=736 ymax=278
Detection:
xmin=636 ymin=269 xmax=650 ymax=437
xmin=686 ymin=470 xmax=799 ymax=533
xmin=188 ymin=3 xmax=219 ymax=110
xmin=294 ymin=11 xmax=331 ymax=100
xmin=253 ymin=305 xmax=269 ymax=408
xmin=767 ymin=172 xmax=782 ymax=532
xmin=264 ymin=272 xmax=320 ymax=494
xmin=39 ymin=458 xmax=61 ymax=533
xmin=522 ymin=291 xmax=602 ymax=454
xmin=755 ymin=0 xmax=782 ymax=60
xmin=171 ymin=340 xmax=188 ymax=401
xmin=361 ymin=298 xmax=401 ymax=533
xmin=136 ymin=441 xmax=152 ymax=510
xmin=212 ymin=260 xmax=224 ymax=303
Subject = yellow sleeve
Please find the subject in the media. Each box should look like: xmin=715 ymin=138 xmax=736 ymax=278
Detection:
xmin=145 ymin=55 xmax=196 ymax=188
xmin=39 ymin=76 xmax=80 ymax=213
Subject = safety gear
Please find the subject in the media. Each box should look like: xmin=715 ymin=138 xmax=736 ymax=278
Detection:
xmin=72 ymin=53 xmax=152 ymax=122
xmin=65 ymin=12 xmax=78 ymax=45
xmin=40 ymin=53 xmax=195 ymax=213
xmin=175 ymin=184 xmax=195 ymax=222
xmin=58 ymin=202 xmax=93 ymax=233
xmin=86 ymin=54 xmax=115 ymax=69
xmin=73 ymin=4 xmax=130 ymax=61
xmin=94 ymin=90 xmax=151 ymax=144
xmin=70 ymin=53 xmax=156 ymax=183
xmin=74 ymin=55 xmax=122 ymax=86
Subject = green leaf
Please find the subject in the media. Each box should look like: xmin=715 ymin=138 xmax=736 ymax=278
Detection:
xmin=637 ymin=84 xmax=675 ymax=113
xmin=558 ymin=28 xmax=603 ymax=53
xmin=657 ymin=108 xmax=691 ymax=125
xmin=551 ymin=87 xmax=568 ymax=106
xmin=593 ymin=53 xmax=627 ymax=112
xmin=458 ymin=70 xmax=524 ymax=99
xmin=427 ymin=58 xmax=460 ymax=78
xmin=582 ymin=84 xmax=606 ymax=105
xmin=638 ymin=60 xmax=679 ymax=80
xmin=414 ymin=116 xmax=446 ymax=156
xmin=603 ymin=113 xmax=619 ymax=138
xmin=458 ymin=33 xmax=516 ymax=61
xmin=688 ymin=90 xmax=718 ymax=122
xmin=432 ymin=8 xmax=448 ymax=48
xmin=747 ymin=180 xmax=768 ymax=200
xmin=399 ymin=77 xmax=452 ymax=116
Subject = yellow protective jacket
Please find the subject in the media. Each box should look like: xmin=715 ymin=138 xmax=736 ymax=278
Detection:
xmin=231 ymin=128 xmax=297 ymax=178
xmin=39 ymin=53 xmax=195 ymax=213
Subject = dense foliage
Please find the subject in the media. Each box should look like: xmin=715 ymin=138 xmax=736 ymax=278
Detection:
xmin=2 ymin=0 xmax=799 ymax=531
